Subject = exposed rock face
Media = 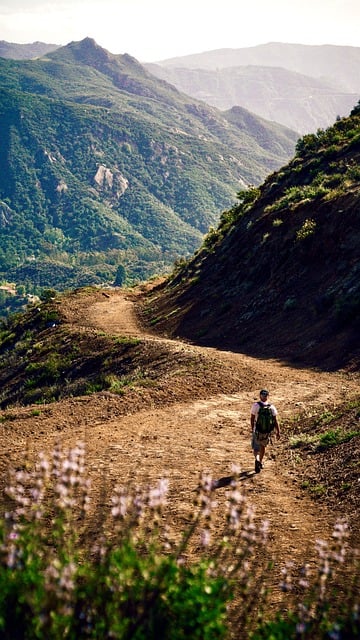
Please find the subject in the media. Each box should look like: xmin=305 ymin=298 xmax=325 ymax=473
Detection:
xmin=94 ymin=165 xmax=114 ymax=188
xmin=94 ymin=165 xmax=129 ymax=198
xmin=0 ymin=202 xmax=13 ymax=227
xmin=56 ymin=180 xmax=68 ymax=193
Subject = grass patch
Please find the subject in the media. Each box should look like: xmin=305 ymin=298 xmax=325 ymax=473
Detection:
xmin=290 ymin=428 xmax=359 ymax=452
xmin=317 ymin=428 xmax=360 ymax=450
xmin=113 ymin=336 xmax=141 ymax=346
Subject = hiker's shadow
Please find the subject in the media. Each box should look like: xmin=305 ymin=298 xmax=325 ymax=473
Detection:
xmin=211 ymin=471 xmax=255 ymax=489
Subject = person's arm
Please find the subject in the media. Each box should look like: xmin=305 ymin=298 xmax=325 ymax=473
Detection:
xmin=273 ymin=415 xmax=280 ymax=439
xmin=250 ymin=412 xmax=255 ymax=433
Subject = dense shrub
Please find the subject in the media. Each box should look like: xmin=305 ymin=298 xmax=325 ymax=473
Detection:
xmin=0 ymin=444 xmax=358 ymax=639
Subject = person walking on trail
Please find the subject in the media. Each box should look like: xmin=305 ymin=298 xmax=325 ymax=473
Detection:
xmin=251 ymin=389 xmax=280 ymax=473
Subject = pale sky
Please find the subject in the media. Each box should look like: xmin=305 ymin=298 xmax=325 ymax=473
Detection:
xmin=0 ymin=0 xmax=359 ymax=62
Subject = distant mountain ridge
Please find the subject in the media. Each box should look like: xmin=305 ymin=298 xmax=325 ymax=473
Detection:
xmin=147 ymin=43 xmax=360 ymax=134
xmin=0 ymin=40 xmax=58 ymax=59
xmin=0 ymin=38 xmax=297 ymax=294
xmin=2 ymin=40 xmax=359 ymax=135
xmin=156 ymin=43 xmax=360 ymax=93
xmin=146 ymin=63 xmax=358 ymax=134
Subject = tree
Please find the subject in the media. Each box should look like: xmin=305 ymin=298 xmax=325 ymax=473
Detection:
xmin=114 ymin=264 xmax=126 ymax=286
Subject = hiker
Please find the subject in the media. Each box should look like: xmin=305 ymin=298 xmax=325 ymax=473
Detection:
xmin=251 ymin=389 xmax=280 ymax=473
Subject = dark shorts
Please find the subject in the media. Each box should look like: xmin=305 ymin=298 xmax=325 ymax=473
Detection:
xmin=251 ymin=431 xmax=270 ymax=451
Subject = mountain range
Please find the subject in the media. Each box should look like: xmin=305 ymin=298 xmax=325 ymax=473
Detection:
xmin=0 ymin=82 xmax=359 ymax=640
xmin=0 ymin=40 xmax=59 ymax=59
xmin=2 ymin=40 xmax=359 ymax=135
xmin=155 ymin=43 xmax=360 ymax=91
xmin=0 ymin=38 xmax=297 ymax=297
xmin=147 ymin=43 xmax=360 ymax=134
xmin=0 ymin=43 xmax=359 ymax=637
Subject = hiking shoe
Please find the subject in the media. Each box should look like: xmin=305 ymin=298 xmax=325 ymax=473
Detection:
xmin=255 ymin=459 xmax=261 ymax=474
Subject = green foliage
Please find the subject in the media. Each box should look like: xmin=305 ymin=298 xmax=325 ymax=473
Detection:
xmin=0 ymin=285 xmax=36 ymax=320
xmin=259 ymin=109 xmax=360 ymax=219
xmin=350 ymin=99 xmax=360 ymax=116
xmin=289 ymin=424 xmax=359 ymax=452
xmin=252 ymin=609 xmax=360 ymax=640
xmin=1 ymin=446 xmax=359 ymax=639
xmin=295 ymin=110 xmax=360 ymax=157
xmin=114 ymin=336 xmax=141 ymax=346
xmin=0 ymin=42 xmax=293 ymax=295
xmin=40 ymin=289 xmax=57 ymax=302
xmin=296 ymin=218 xmax=317 ymax=241
xmin=201 ymin=226 xmax=220 ymax=251
xmin=220 ymin=187 xmax=261 ymax=229
xmin=199 ymin=186 xmax=262 ymax=253
xmin=283 ymin=297 xmax=297 ymax=311
xmin=318 ymin=428 xmax=360 ymax=450
xmin=114 ymin=264 xmax=127 ymax=286
xmin=266 ymin=185 xmax=327 ymax=213
xmin=0 ymin=447 xmax=267 ymax=639
xmin=236 ymin=187 xmax=261 ymax=207
xmin=0 ymin=298 xmax=131 ymax=406
xmin=250 ymin=521 xmax=359 ymax=640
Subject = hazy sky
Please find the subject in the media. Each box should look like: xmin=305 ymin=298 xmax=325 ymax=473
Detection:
xmin=0 ymin=0 xmax=359 ymax=62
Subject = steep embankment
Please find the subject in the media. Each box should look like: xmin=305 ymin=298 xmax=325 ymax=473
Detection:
xmin=140 ymin=109 xmax=360 ymax=371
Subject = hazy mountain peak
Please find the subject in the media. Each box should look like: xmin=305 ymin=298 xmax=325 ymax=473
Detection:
xmin=46 ymin=37 xmax=154 ymax=86
xmin=147 ymin=43 xmax=360 ymax=133
xmin=47 ymin=37 xmax=114 ymax=65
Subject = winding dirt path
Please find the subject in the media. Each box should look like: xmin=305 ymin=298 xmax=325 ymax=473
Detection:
xmin=80 ymin=293 xmax=357 ymax=591
xmin=2 ymin=290 xmax=358 ymax=610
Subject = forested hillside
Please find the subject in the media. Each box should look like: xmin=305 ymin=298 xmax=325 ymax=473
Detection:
xmin=0 ymin=38 xmax=296 ymax=297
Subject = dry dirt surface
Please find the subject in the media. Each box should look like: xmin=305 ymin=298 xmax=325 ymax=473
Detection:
xmin=1 ymin=288 xmax=359 ymax=607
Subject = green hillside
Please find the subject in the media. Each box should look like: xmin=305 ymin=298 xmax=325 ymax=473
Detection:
xmin=0 ymin=38 xmax=297 ymax=298
xmin=142 ymin=103 xmax=360 ymax=371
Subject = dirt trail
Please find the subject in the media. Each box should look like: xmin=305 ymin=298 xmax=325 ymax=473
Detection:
xmin=2 ymin=290 xmax=358 ymax=604
xmin=79 ymin=293 xmax=357 ymax=587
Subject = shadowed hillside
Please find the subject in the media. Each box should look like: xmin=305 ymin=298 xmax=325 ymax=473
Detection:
xmin=140 ymin=105 xmax=360 ymax=371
